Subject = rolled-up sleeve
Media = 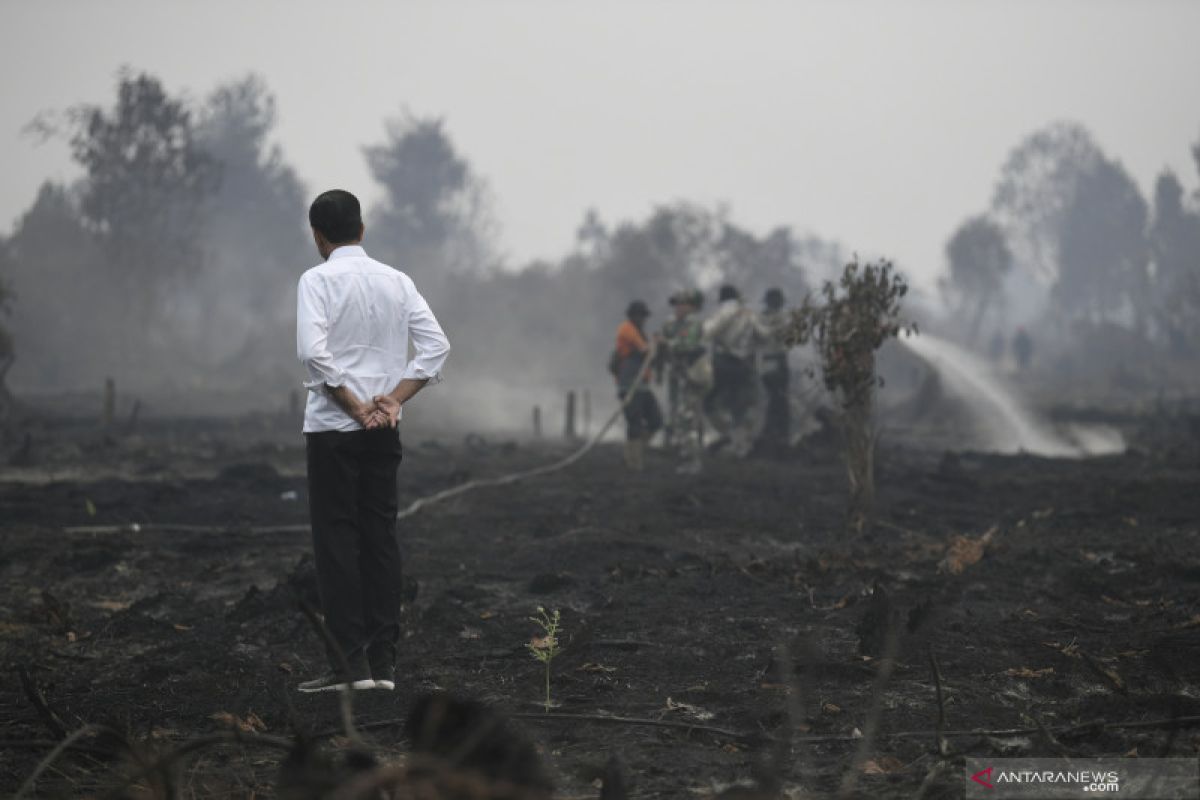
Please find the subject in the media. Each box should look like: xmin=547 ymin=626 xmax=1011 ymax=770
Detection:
xmin=296 ymin=273 xmax=347 ymax=392
xmin=402 ymin=286 xmax=450 ymax=382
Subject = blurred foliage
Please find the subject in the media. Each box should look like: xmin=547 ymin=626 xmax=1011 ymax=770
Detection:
xmin=364 ymin=112 xmax=498 ymax=291
xmin=0 ymin=237 xmax=12 ymax=356
xmin=197 ymin=74 xmax=309 ymax=294
xmin=939 ymin=215 xmax=1012 ymax=343
xmin=991 ymin=122 xmax=1102 ymax=286
xmin=432 ymin=203 xmax=828 ymax=393
xmin=183 ymin=75 xmax=312 ymax=381
xmin=1055 ymin=156 xmax=1149 ymax=327
xmin=0 ymin=239 xmax=14 ymax=414
xmin=70 ymin=70 xmax=219 ymax=304
xmin=990 ymin=121 xmax=1152 ymax=329
xmin=0 ymin=239 xmax=12 ymax=315
xmin=7 ymin=71 xmax=305 ymax=394
xmin=942 ymin=120 xmax=1200 ymax=371
xmin=4 ymin=183 xmax=108 ymax=388
xmin=1150 ymin=170 xmax=1200 ymax=355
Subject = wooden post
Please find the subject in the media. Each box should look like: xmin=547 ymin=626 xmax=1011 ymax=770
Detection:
xmin=583 ymin=390 xmax=592 ymax=437
xmin=564 ymin=391 xmax=577 ymax=440
xmin=103 ymin=377 xmax=115 ymax=427
xmin=532 ymin=406 xmax=542 ymax=438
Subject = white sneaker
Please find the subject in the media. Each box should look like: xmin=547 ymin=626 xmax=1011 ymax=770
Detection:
xmin=296 ymin=672 xmax=377 ymax=693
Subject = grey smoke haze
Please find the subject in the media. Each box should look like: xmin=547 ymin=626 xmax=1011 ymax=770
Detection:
xmin=3 ymin=0 xmax=1198 ymax=288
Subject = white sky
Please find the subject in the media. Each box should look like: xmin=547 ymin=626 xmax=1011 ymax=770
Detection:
xmin=2 ymin=0 xmax=1198 ymax=290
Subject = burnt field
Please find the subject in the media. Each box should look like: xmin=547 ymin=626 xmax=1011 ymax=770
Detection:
xmin=1 ymin=413 xmax=1199 ymax=798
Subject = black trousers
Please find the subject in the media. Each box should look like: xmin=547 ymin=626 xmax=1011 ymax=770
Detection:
xmin=705 ymin=353 xmax=756 ymax=427
xmin=619 ymin=388 xmax=663 ymax=441
xmin=760 ymin=356 xmax=791 ymax=442
xmin=305 ymin=428 xmax=403 ymax=676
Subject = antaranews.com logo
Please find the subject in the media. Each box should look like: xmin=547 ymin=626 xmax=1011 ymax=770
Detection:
xmin=965 ymin=758 xmax=1198 ymax=799
xmin=970 ymin=765 xmax=1119 ymax=792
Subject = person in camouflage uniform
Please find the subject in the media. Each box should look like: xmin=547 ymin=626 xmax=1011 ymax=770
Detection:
xmin=657 ymin=289 xmax=708 ymax=474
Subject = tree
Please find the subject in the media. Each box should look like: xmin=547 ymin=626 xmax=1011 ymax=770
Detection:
xmin=584 ymin=203 xmax=811 ymax=320
xmin=992 ymin=121 xmax=1104 ymax=286
xmin=46 ymin=70 xmax=219 ymax=377
xmin=197 ymin=75 xmax=308 ymax=288
xmin=992 ymin=122 xmax=1150 ymax=328
xmin=940 ymin=215 xmax=1012 ymax=343
xmin=71 ymin=71 xmax=218 ymax=295
xmin=0 ymin=239 xmax=14 ymax=417
xmin=787 ymin=259 xmax=914 ymax=535
xmin=4 ymin=183 xmax=111 ymax=389
xmin=1054 ymin=157 xmax=1149 ymax=326
xmin=0 ymin=241 xmax=12 ymax=315
xmin=1149 ymin=171 xmax=1200 ymax=353
xmin=364 ymin=113 xmax=497 ymax=291
xmin=1193 ymin=132 xmax=1200 ymax=197
xmin=716 ymin=224 xmax=808 ymax=300
xmin=187 ymin=75 xmax=310 ymax=377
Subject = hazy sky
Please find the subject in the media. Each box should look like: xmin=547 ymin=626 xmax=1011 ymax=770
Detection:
xmin=3 ymin=0 xmax=1198 ymax=289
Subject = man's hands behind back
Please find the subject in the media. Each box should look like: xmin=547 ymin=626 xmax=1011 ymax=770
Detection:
xmin=370 ymin=394 xmax=401 ymax=429
xmin=329 ymin=384 xmax=400 ymax=430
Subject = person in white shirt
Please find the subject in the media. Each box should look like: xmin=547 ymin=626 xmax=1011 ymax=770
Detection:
xmin=295 ymin=189 xmax=450 ymax=693
xmin=702 ymin=285 xmax=760 ymax=456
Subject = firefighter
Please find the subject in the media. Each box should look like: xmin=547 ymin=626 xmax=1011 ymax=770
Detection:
xmin=611 ymin=300 xmax=662 ymax=470
xmin=658 ymin=290 xmax=708 ymax=474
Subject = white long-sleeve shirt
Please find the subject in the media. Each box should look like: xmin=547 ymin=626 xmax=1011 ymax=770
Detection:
xmin=296 ymin=245 xmax=450 ymax=433
xmin=702 ymin=298 xmax=760 ymax=360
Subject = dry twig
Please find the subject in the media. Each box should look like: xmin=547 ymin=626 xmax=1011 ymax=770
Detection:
xmin=928 ymin=646 xmax=949 ymax=757
xmin=296 ymin=596 xmax=364 ymax=746
xmin=838 ymin=615 xmax=901 ymax=798
xmin=15 ymin=724 xmax=115 ymax=800
xmin=18 ymin=666 xmax=69 ymax=739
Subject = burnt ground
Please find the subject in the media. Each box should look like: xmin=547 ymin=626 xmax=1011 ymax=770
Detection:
xmin=1 ymin=413 xmax=1198 ymax=798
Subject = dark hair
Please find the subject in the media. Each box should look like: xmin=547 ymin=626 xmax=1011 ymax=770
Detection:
xmin=626 ymin=300 xmax=650 ymax=319
xmin=764 ymin=287 xmax=784 ymax=309
xmin=718 ymin=284 xmax=740 ymax=302
xmin=308 ymin=190 xmax=362 ymax=244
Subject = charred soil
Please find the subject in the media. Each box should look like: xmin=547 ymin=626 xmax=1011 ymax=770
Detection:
xmin=1 ymin=415 xmax=1198 ymax=797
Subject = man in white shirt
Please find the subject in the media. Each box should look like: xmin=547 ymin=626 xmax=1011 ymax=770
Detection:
xmin=702 ymin=285 xmax=760 ymax=456
xmin=295 ymin=189 xmax=450 ymax=693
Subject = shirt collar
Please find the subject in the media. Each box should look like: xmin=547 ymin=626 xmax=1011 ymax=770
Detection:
xmin=328 ymin=245 xmax=366 ymax=261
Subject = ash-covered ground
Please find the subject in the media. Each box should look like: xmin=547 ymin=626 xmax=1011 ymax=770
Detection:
xmin=1 ymin=411 xmax=1198 ymax=798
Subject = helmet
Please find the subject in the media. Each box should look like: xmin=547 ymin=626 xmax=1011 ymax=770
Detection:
xmin=669 ymin=289 xmax=704 ymax=309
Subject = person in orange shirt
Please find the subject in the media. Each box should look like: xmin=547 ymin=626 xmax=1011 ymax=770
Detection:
xmin=611 ymin=300 xmax=662 ymax=470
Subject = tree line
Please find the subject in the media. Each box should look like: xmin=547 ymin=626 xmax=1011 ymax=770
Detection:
xmin=0 ymin=70 xmax=833 ymax=417
xmin=940 ymin=122 xmax=1200 ymax=364
xmin=0 ymin=69 xmax=1197 ymax=416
